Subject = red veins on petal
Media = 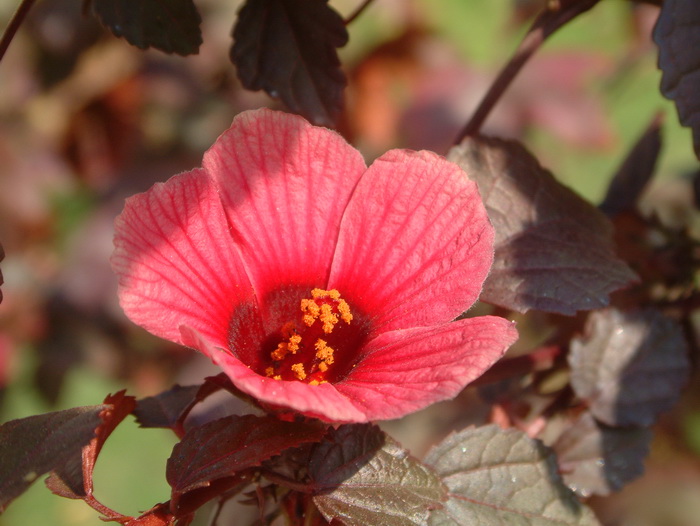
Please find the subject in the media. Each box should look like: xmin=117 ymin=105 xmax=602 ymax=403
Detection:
xmin=112 ymin=109 xmax=518 ymax=423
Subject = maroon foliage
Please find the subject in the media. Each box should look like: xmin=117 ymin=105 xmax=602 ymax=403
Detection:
xmin=449 ymin=136 xmax=636 ymax=315
xmin=231 ymin=0 xmax=348 ymax=127
xmin=90 ymin=0 xmax=202 ymax=55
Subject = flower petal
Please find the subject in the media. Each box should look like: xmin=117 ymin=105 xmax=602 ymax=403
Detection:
xmin=112 ymin=169 xmax=258 ymax=347
xmin=336 ymin=316 xmax=518 ymax=421
xmin=203 ymin=109 xmax=367 ymax=313
xmin=329 ymin=150 xmax=494 ymax=333
xmin=180 ymin=326 xmax=367 ymax=423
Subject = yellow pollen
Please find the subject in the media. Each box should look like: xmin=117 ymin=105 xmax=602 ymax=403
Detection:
xmin=315 ymin=339 xmax=335 ymax=364
xmin=288 ymin=334 xmax=302 ymax=353
xmin=338 ymin=299 xmax=353 ymax=324
xmin=267 ymin=288 xmax=355 ymax=383
xmin=301 ymin=299 xmax=321 ymax=327
xmin=319 ymin=304 xmax=338 ymax=333
xmin=291 ymin=363 xmax=306 ymax=381
xmin=271 ymin=342 xmax=289 ymax=361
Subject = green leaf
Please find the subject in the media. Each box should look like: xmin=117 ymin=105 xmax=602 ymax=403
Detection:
xmin=310 ymin=424 xmax=446 ymax=526
xmin=425 ymin=425 xmax=600 ymax=526
xmin=91 ymin=0 xmax=202 ymax=55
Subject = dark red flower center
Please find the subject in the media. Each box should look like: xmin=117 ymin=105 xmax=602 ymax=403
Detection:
xmin=264 ymin=288 xmax=357 ymax=385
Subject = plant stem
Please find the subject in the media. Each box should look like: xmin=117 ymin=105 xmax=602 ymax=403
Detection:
xmin=0 ymin=0 xmax=36 ymax=63
xmin=345 ymin=0 xmax=374 ymax=25
xmin=454 ymin=0 xmax=601 ymax=143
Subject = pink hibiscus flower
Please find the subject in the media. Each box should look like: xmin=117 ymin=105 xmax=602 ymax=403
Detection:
xmin=112 ymin=109 xmax=517 ymax=423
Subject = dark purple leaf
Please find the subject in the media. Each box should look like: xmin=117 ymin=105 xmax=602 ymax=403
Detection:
xmin=46 ymin=391 xmax=136 ymax=500
xmin=91 ymin=0 xmax=202 ymax=55
xmin=552 ymin=412 xmax=652 ymax=497
xmin=310 ymin=425 xmax=445 ymax=526
xmin=569 ymin=307 xmax=690 ymax=427
xmin=133 ymin=385 xmax=204 ymax=430
xmin=448 ymin=136 xmax=637 ymax=315
xmin=600 ymin=113 xmax=663 ymax=216
xmin=134 ymin=374 xmax=254 ymax=432
xmin=231 ymin=0 xmax=348 ymax=127
xmin=425 ymin=425 xmax=600 ymax=526
xmin=167 ymin=414 xmax=325 ymax=511
xmin=653 ymin=0 xmax=700 ymax=159
xmin=0 ymin=404 xmax=105 ymax=511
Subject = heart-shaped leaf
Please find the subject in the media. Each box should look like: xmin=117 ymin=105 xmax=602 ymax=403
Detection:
xmin=448 ymin=136 xmax=636 ymax=315
xmin=310 ymin=424 xmax=446 ymax=526
xmin=425 ymin=425 xmax=600 ymax=526
xmin=231 ymin=0 xmax=348 ymax=127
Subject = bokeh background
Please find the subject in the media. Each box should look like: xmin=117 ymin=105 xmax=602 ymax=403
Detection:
xmin=0 ymin=1 xmax=698 ymax=525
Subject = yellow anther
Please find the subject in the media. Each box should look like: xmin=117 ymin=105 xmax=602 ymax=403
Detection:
xmin=300 ymin=298 xmax=320 ymax=327
xmin=267 ymin=288 xmax=355 ymax=383
xmin=271 ymin=342 xmax=288 ymax=361
xmin=319 ymin=303 xmax=338 ymax=333
xmin=338 ymin=299 xmax=353 ymax=324
xmin=291 ymin=363 xmax=306 ymax=381
xmin=315 ymin=339 xmax=335 ymax=364
xmin=288 ymin=334 xmax=302 ymax=353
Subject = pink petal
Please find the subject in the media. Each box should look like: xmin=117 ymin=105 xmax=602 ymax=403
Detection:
xmin=336 ymin=316 xmax=518 ymax=421
xmin=329 ymin=150 xmax=494 ymax=334
xmin=180 ymin=326 xmax=367 ymax=423
xmin=203 ymin=109 xmax=367 ymax=317
xmin=112 ymin=169 xmax=258 ymax=348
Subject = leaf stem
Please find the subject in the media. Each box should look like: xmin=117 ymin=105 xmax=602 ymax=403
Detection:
xmin=261 ymin=470 xmax=311 ymax=493
xmin=0 ymin=0 xmax=36 ymax=63
xmin=453 ymin=0 xmax=601 ymax=143
xmin=345 ymin=0 xmax=375 ymax=25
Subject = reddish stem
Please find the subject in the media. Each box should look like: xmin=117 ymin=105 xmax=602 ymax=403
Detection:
xmin=454 ymin=0 xmax=601 ymax=143
xmin=0 ymin=0 xmax=36 ymax=63
xmin=345 ymin=0 xmax=375 ymax=25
